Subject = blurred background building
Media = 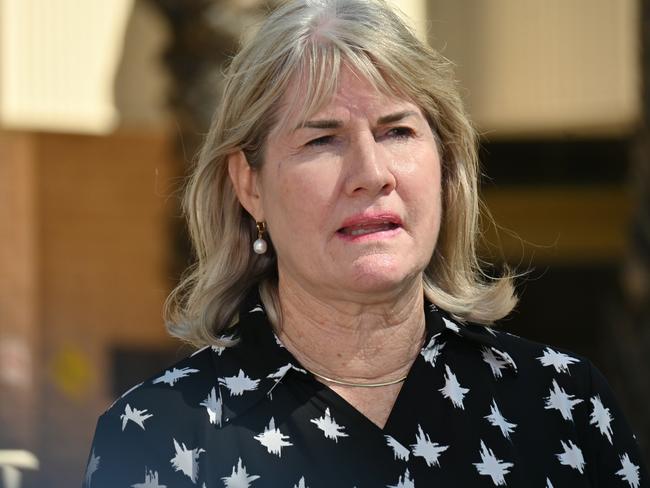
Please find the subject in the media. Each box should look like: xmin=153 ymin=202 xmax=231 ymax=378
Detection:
xmin=0 ymin=0 xmax=648 ymax=486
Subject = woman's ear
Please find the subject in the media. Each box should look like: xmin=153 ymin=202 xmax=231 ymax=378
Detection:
xmin=227 ymin=150 xmax=264 ymax=220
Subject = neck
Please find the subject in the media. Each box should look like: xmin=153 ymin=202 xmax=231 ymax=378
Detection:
xmin=274 ymin=275 xmax=426 ymax=386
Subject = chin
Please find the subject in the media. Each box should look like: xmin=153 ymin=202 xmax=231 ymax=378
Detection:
xmin=346 ymin=257 xmax=420 ymax=296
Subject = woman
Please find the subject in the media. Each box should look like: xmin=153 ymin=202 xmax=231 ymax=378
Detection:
xmin=84 ymin=0 xmax=648 ymax=486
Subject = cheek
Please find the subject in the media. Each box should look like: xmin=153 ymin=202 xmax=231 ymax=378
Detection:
xmin=400 ymin=157 xmax=443 ymax=254
xmin=398 ymin=147 xmax=442 ymax=209
xmin=264 ymin=168 xmax=336 ymax=238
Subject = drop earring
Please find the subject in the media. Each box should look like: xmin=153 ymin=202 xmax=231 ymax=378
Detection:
xmin=253 ymin=221 xmax=267 ymax=254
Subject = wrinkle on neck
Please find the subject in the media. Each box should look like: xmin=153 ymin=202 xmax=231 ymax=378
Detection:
xmin=275 ymin=273 xmax=427 ymax=383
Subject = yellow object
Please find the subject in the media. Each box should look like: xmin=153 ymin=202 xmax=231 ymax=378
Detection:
xmin=51 ymin=346 xmax=93 ymax=400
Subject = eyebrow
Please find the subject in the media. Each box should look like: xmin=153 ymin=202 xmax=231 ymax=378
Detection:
xmin=299 ymin=119 xmax=342 ymax=130
xmin=296 ymin=110 xmax=419 ymax=131
xmin=377 ymin=110 xmax=419 ymax=125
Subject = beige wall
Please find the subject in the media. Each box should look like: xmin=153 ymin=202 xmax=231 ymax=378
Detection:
xmin=0 ymin=133 xmax=39 ymax=451
xmin=427 ymin=0 xmax=640 ymax=137
xmin=0 ymin=130 xmax=180 ymax=486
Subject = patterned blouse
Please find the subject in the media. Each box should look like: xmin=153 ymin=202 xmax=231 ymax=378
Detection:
xmin=84 ymin=292 xmax=648 ymax=487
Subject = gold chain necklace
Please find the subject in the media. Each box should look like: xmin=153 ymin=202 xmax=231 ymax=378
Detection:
xmin=304 ymin=366 xmax=408 ymax=388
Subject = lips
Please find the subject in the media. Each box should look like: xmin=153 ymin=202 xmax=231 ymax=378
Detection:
xmin=337 ymin=213 xmax=403 ymax=238
xmin=339 ymin=222 xmax=400 ymax=236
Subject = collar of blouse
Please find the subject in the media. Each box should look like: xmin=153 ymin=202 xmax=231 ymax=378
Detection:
xmin=207 ymin=289 xmax=519 ymax=428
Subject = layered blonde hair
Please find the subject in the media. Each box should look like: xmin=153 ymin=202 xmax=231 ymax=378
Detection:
xmin=165 ymin=0 xmax=517 ymax=347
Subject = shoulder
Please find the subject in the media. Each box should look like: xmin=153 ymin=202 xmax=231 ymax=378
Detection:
xmin=85 ymin=347 xmax=228 ymax=487
xmin=490 ymin=329 xmax=647 ymax=481
xmin=449 ymin=318 xmax=601 ymax=405
xmin=442 ymin=308 xmax=590 ymax=377
xmin=492 ymin=326 xmax=598 ymax=391
xmin=482 ymin=326 xmax=627 ymax=439
xmin=101 ymin=345 xmax=222 ymax=423
xmin=491 ymin=327 xmax=588 ymax=371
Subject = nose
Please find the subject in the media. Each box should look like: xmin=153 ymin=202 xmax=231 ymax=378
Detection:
xmin=343 ymin=132 xmax=396 ymax=197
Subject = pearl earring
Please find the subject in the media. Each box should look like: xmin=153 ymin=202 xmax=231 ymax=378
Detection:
xmin=253 ymin=221 xmax=267 ymax=254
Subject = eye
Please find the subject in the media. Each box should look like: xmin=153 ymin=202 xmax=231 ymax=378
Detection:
xmin=305 ymin=135 xmax=335 ymax=147
xmin=386 ymin=127 xmax=415 ymax=139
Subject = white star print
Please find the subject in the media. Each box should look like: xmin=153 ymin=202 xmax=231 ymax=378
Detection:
xmin=492 ymin=348 xmax=517 ymax=372
xmin=293 ymin=477 xmax=309 ymax=488
xmin=267 ymin=363 xmax=307 ymax=380
xmin=556 ymin=440 xmax=585 ymax=473
xmin=273 ymin=334 xmax=286 ymax=349
xmin=443 ymin=317 xmax=461 ymax=333
xmin=210 ymin=333 xmax=236 ymax=356
xmin=481 ymin=347 xmax=508 ymax=379
xmin=85 ymin=448 xmax=100 ymax=487
xmin=410 ymin=424 xmax=448 ymax=467
xmin=200 ymin=387 xmax=222 ymax=426
xmin=254 ymin=417 xmax=293 ymax=457
xmin=421 ymin=333 xmax=445 ymax=367
xmin=485 ymin=399 xmax=517 ymax=440
xmin=385 ymin=435 xmax=410 ymax=461
xmin=218 ymin=369 xmax=260 ymax=396
xmin=222 ymin=458 xmax=261 ymax=488
xmin=131 ymin=469 xmax=166 ymax=488
xmin=170 ymin=439 xmax=205 ymax=483
xmin=537 ymin=347 xmax=579 ymax=374
xmin=589 ymin=395 xmax=613 ymax=444
xmin=544 ymin=379 xmax=583 ymax=421
xmin=473 ymin=440 xmax=513 ymax=486
xmin=120 ymin=404 xmax=153 ymax=431
xmin=439 ymin=364 xmax=470 ymax=409
xmin=153 ymin=367 xmax=200 ymax=386
xmin=310 ymin=408 xmax=349 ymax=442
xmin=387 ymin=468 xmax=415 ymax=488
xmin=249 ymin=305 xmax=264 ymax=313
xmin=616 ymin=453 xmax=640 ymax=488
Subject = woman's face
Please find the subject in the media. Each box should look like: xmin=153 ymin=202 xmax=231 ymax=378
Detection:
xmin=250 ymin=67 xmax=442 ymax=302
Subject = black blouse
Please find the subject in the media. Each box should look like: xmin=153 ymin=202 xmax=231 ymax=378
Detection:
xmin=84 ymin=294 xmax=648 ymax=487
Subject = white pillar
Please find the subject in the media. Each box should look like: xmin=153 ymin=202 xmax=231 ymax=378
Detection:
xmin=0 ymin=0 xmax=134 ymax=133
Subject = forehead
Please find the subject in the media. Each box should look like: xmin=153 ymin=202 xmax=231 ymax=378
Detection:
xmin=314 ymin=70 xmax=401 ymax=114
xmin=272 ymin=65 xmax=417 ymax=134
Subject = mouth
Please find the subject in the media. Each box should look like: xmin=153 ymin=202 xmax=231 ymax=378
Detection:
xmin=336 ymin=213 xmax=403 ymax=239
xmin=337 ymin=221 xmax=400 ymax=237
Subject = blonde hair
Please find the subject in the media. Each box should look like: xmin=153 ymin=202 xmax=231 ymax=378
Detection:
xmin=165 ymin=0 xmax=517 ymax=347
